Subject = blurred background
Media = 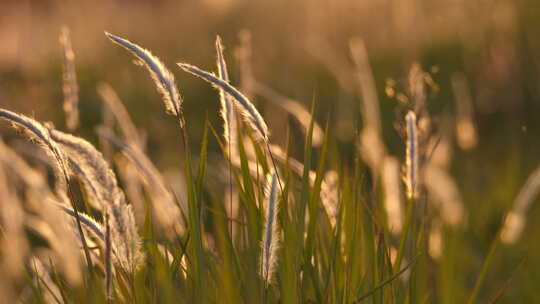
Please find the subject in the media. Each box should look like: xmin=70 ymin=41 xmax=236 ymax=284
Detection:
xmin=1 ymin=0 xmax=540 ymax=301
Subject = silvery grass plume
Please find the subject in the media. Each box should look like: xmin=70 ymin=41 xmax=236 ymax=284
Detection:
xmin=50 ymin=129 xmax=114 ymax=210
xmin=59 ymin=26 xmax=80 ymax=131
xmin=405 ymin=111 xmax=418 ymax=199
xmin=0 ymin=109 xmax=68 ymax=185
xmin=451 ymin=73 xmax=478 ymax=150
xmin=215 ymin=35 xmax=238 ymax=157
xmin=177 ymin=62 xmax=269 ymax=142
xmin=261 ymin=170 xmax=280 ymax=284
xmin=216 ymin=35 xmax=241 ymax=239
xmin=108 ymin=192 xmax=144 ymax=271
xmin=501 ymin=165 xmax=540 ymax=244
xmin=49 ymin=129 xmax=144 ymax=270
xmin=0 ymin=110 xmax=89 ymax=279
xmin=382 ymin=156 xmax=404 ymax=234
xmin=105 ymin=32 xmax=184 ymax=125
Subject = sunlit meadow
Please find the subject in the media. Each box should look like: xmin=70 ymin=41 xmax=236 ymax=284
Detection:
xmin=0 ymin=1 xmax=539 ymax=303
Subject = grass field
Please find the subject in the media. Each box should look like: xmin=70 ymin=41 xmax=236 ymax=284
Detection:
xmin=1 ymin=1 xmax=540 ymax=303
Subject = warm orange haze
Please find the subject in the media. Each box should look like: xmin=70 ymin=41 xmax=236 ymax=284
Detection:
xmin=0 ymin=0 xmax=539 ymax=303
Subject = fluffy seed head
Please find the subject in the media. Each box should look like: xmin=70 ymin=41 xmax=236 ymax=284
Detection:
xmin=261 ymin=170 xmax=280 ymax=284
xmin=215 ymin=36 xmax=238 ymax=157
xmin=177 ymin=62 xmax=269 ymax=142
xmin=405 ymin=111 xmax=418 ymax=199
xmin=105 ymin=32 xmax=183 ymax=124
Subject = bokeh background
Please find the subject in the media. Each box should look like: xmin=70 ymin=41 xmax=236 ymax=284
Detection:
xmin=1 ymin=0 xmax=540 ymax=301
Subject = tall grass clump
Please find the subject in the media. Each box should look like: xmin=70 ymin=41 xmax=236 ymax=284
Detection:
xmin=0 ymin=27 xmax=534 ymax=304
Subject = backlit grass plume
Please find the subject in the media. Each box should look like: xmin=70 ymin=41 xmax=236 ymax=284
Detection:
xmin=51 ymin=129 xmax=116 ymax=209
xmin=261 ymin=169 xmax=280 ymax=284
xmin=105 ymin=32 xmax=184 ymax=125
xmin=177 ymin=62 xmax=269 ymax=142
xmin=49 ymin=129 xmax=144 ymax=270
xmin=215 ymin=35 xmax=238 ymax=156
xmin=405 ymin=111 xmax=418 ymax=199
xmin=0 ymin=109 xmax=68 ymax=179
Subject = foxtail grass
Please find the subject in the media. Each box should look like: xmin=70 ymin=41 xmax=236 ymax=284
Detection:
xmin=260 ymin=169 xmax=280 ymax=285
xmin=405 ymin=111 xmax=418 ymax=200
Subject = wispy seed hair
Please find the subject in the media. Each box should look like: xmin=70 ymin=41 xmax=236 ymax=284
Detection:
xmin=177 ymin=62 xmax=269 ymax=142
xmin=105 ymin=32 xmax=183 ymax=124
xmin=261 ymin=170 xmax=280 ymax=284
xmin=405 ymin=111 xmax=418 ymax=199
